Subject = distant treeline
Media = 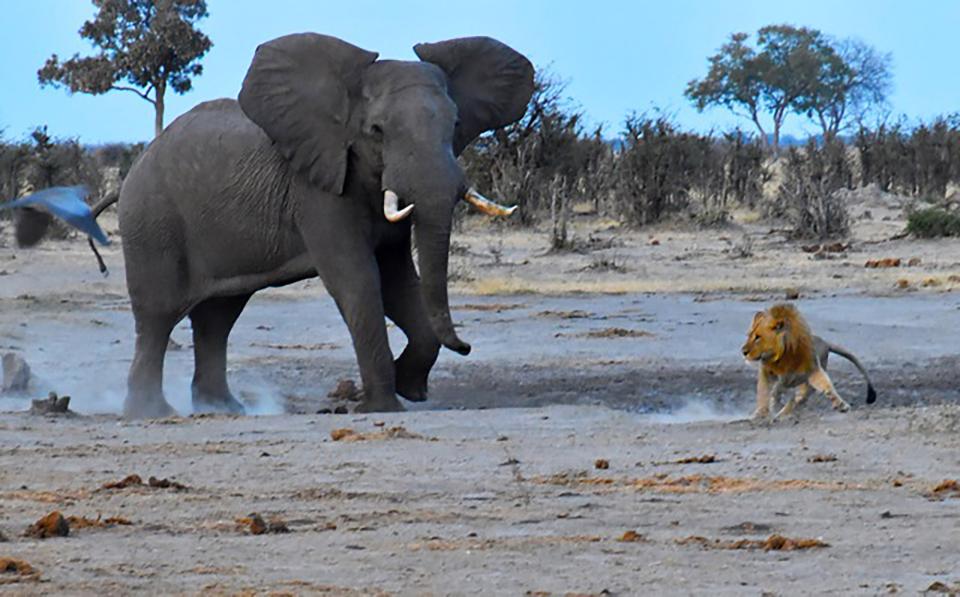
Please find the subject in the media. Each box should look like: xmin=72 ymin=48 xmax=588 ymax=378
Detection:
xmin=4 ymin=78 xmax=960 ymax=240
xmin=0 ymin=127 xmax=144 ymax=212
xmin=463 ymin=74 xmax=960 ymax=239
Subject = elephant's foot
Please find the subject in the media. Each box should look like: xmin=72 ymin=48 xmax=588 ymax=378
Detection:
xmin=397 ymin=366 xmax=427 ymax=402
xmin=395 ymin=359 xmax=429 ymax=403
xmin=354 ymin=394 xmax=406 ymax=413
xmin=123 ymin=393 xmax=178 ymax=420
xmin=192 ymin=389 xmax=246 ymax=415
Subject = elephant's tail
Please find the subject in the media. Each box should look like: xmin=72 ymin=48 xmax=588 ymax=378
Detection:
xmin=91 ymin=191 xmax=120 ymax=219
xmin=85 ymin=192 xmax=119 ymax=276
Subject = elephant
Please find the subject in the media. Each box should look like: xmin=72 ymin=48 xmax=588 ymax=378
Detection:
xmin=89 ymin=33 xmax=534 ymax=418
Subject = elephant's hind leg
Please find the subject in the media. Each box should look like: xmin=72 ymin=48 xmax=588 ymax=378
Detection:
xmin=189 ymin=294 xmax=251 ymax=414
xmin=124 ymin=311 xmax=180 ymax=419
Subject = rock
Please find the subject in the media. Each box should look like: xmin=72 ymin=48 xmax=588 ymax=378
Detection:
xmin=1 ymin=353 xmax=31 ymax=393
xmin=327 ymin=378 xmax=363 ymax=402
xmin=237 ymin=513 xmax=289 ymax=535
xmin=784 ymin=288 xmax=800 ymax=300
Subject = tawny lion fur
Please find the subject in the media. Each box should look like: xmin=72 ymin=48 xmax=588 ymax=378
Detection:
xmin=742 ymin=303 xmax=876 ymax=420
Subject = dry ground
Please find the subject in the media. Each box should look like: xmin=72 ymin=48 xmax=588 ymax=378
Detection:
xmin=1 ymin=405 xmax=959 ymax=595
xmin=1 ymin=187 xmax=959 ymax=594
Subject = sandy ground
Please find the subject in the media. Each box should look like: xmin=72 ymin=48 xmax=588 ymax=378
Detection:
xmin=1 ymin=189 xmax=959 ymax=594
xmin=1 ymin=404 xmax=959 ymax=595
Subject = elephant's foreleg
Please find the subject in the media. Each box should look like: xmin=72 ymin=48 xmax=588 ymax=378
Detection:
xmin=325 ymin=267 xmax=402 ymax=412
xmin=124 ymin=312 xmax=179 ymax=419
xmin=378 ymin=245 xmax=441 ymax=402
xmin=298 ymin=201 xmax=402 ymax=413
xmin=189 ymin=294 xmax=251 ymax=414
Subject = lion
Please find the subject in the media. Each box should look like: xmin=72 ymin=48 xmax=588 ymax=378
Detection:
xmin=741 ymin=303 xmax=876 ymax=420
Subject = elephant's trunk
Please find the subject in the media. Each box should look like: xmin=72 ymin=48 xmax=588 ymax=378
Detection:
xmin=414 ymin=215 xmax=470 ymax=356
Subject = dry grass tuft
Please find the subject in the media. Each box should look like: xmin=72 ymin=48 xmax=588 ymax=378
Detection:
xmin=0 ymin=557 xmax=40 ymax=584
xmin=535 ymin=472 xmax=863 ymax=494
xmin=677 ymin=534 xmax=828 ymax=551
xmin=330 ymin=426 xmax=428 ymax=442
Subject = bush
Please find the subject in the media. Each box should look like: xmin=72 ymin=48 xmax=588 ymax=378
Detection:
xmin=771 ymin=139 xmax=852 ymax=239
xmin=0 ymin=127 xmax=109 ymax=236
xmin=906 ymin=207 xmax=960 ymax=238
xmin=856 ymin=116 xmax=960 ymax=199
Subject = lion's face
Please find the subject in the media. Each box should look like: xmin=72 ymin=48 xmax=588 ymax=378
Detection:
xmin=742 ymin=311 xmax=785 ymax=362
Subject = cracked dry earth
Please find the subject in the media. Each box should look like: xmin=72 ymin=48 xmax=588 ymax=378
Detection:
xmin=1 ymin=404 xmax=959 ymax=595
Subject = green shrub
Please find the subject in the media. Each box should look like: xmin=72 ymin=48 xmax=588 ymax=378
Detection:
xmin=906 ymin=208 xmax=960 ymax=238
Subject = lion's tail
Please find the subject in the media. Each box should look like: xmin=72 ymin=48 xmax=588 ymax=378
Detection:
xmin=827 ymin=344 xmax=877 ymax=404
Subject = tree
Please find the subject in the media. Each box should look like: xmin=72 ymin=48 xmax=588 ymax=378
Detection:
xmin=685 ymin=33 xmax=767 ymax=145
xmin=753 ymin=25 xmax=833 ymax=151
xmin=686 ymin=25 xmax=839 ymax=152
xmin=801 ymin=38 xmax=892 ymax=141
xmin=38 ymin=0 xmax=212 ymax=138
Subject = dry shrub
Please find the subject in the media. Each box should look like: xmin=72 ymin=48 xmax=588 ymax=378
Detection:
xmin=770 ymin=139 xmax=852 ymax=238
xmin=856 ymin=116 xmax=960 ymax=199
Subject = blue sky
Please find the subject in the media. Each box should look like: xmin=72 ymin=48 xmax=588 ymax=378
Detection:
xmin=1 ymin=0 xmax=958 ymax=143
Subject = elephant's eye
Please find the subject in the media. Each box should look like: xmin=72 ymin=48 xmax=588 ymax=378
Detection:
xmin=454 ymin=118 xmax=462 ymax=128
xmin=368 ymin=123 xmax=384 ymax=138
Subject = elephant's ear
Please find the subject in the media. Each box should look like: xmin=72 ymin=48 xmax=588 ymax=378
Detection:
xmin=239 ymin=33 xmax=378 ymax=194
xmin=414 ymin=37 xmax=534 ymax=155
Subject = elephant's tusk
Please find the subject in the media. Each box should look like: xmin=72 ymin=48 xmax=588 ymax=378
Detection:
xmin=463 ymin=187 xmax=518 ymax=217
xmin=383 ymin=190 xmax=414 ymax=223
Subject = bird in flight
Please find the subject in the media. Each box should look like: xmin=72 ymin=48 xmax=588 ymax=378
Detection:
xmin=1 ymin=185 xmax=109 ymax=246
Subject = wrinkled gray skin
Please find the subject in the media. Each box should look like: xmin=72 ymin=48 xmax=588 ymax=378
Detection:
xmin=118 ymin=33 xmax=533 ymax=418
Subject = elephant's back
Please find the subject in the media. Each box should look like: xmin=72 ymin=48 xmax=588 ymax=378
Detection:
xmin=118 ymin=98 xmax=306 ymax=293
xmin=122 ymin=99 xmax=268 ymax=195
xmin=118 ymin=98 xmax=277 ymax=229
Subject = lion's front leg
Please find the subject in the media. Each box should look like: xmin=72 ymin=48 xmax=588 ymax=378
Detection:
xmin=808 ymin=369 xmax=850 ymax=412
xmin=752 ymin=369 xmax=775 ymax=420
